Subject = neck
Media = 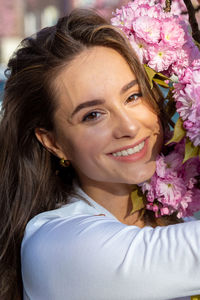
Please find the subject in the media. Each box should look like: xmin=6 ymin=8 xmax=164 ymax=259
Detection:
xmin=80 ymin=180 xmax=145 ymax=228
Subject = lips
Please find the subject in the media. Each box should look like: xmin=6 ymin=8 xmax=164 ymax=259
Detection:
xmin=112 ymin=140 xmax=145 ymax=157
xmin=108 ymin=137 xmax=149 ymax=162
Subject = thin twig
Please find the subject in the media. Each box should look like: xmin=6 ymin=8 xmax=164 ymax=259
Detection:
xmin=183 ymin=0 xmax=200 ymax=43
xmin=164 ymin=0 xmax=172 ymax=12
xmin=182 ymin=5 xmax=200 ymax=14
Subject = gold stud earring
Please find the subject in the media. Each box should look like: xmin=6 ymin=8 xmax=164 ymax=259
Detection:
xmin=60 ymin=158 xmax=70 ymax=167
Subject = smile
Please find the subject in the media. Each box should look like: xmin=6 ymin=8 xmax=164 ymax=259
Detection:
xmin=112 ymin=141 xmax=145 ymax=157
xmin=108 ymin=138 xmax=149 ymax=162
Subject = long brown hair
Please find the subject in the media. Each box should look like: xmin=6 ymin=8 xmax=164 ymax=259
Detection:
xmin=0 ymin=8 xmax=179 ymax=299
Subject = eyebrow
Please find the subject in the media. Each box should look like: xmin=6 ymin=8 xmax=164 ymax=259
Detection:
xmin=120 ymin=79 xmax=138 ymax=94
xmin=71 ymin=79 xmax=138 ymax=117
xmin=71 ymin=99 xmax=105 ymax=117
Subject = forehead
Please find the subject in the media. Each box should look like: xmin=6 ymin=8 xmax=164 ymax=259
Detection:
xmin=54 ymin=46 xmax=137 ymax=110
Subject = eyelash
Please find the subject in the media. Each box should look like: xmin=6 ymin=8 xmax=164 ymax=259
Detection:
xmin=126 ymin=92 xmax=142 ymax=103
xmin=82 ymin=92 xmax=143 ymax=122
xmin=82 ymin=111 xmax=102 ymax=122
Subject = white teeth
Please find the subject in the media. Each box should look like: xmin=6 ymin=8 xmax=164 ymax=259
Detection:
xmin=112 ymin=141 xmax=145 ymax=157
xmin=121 ymin=150 xmax=128 ymax=156
xmin=127 ymin=148 xmax=134 ymax=155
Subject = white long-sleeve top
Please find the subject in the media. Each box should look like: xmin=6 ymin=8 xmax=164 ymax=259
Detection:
xmin=21 ymin=185 xmax=200 ymax=300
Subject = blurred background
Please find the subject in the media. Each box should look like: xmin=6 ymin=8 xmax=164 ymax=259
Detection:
xmin=0 ymin=0 xmax=129 ymax=67
xmin=1 ymin=0 xmax=200 ymax=71
xmin=0 ymin=0 xmax=130 ymax=100
xmin=0 ymin=0 xmax=129 ymax=101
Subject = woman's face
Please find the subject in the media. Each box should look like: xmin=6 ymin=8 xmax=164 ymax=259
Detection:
xmin=47 ymin=46 xmax=163 ymax=188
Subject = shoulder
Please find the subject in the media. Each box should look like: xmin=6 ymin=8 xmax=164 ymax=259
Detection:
xmin=22 ymin=209 xmax=200 ymax=267
xmin=21 ymin=214 xmax=200 ymax=299
xmin=22 ymin=196 xmax=98 ymax=241
xmin=21 ymin=195 xmax=127 ymax=277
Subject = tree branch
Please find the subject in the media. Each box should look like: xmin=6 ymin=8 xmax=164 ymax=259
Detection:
xmin=182 ymin=5 xmax=200 ymax=15
xmin=183 ymin=0 xmax=200 ymax=43
xmin=164 ymin=0 xmax=172 ymax=12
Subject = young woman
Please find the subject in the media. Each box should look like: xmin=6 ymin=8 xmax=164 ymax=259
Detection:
xmin=0 ymin=9 xmax=200 ymax=300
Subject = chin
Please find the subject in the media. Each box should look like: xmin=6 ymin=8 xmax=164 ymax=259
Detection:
xmin=129 ymin=161 xmax=156 ymax=185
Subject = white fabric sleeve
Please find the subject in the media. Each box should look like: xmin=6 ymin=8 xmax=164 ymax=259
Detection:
xmin=21 ymin=215 xmax=200 ymax=300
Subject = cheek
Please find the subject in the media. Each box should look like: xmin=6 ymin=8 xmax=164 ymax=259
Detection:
xmin=60 ymin=126 xmax=110 ymax=162
xmin=150 ymin=116 xmax=164 ymax=153
xmin=141 ymin=108 xmax=163 ymax=150
xmin=142 ymin=106 xmax=162 ymax=133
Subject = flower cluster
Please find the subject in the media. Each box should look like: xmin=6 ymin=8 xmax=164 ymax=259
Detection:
xmin=112 ymin=0 xmax=200 ymax=218
xmin=142 ymin=141 xmax=200 ymax=218
xmin=111 ymin=0 xmax=200 ymax=75
xmin=159 ymin=0 xmax=189 ymax=20
xmin=173 ymin=61 xmax=200 ymax=146
xmin=159 ymin=0 xmax=200 ymax=23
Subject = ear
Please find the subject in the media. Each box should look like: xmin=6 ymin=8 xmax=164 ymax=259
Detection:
xmin=35 ymin=128 xmax=67 ymax=160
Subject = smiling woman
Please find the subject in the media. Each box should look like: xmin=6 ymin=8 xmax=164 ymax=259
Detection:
xmin=0 ymin=8 xmax=200 ymax=300
xmin=35 ymin=45 xmax=163 ymax=226
xmin=37 ymin=46 xmax=163 ymax=190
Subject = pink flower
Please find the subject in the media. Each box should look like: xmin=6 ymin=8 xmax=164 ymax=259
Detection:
xmin=129 ymin=35 xmax=149 ymax=63
xmin=160 ymin=206 xmax=170 ymax=216
xmin=112 ymin=0 xmax=200 ymax=218
xmin=132 ymin=16 xmax=161 ymax=44
xmin=155 ymin=175 xmax=186 ymax=206
xmin=111 ymin=6 xmax=134 ymax=34
xmin=174 ymin=139 xmax=186 ymax=156
xmin=165 ymin=152 xmax=183 ymax=170
xmin=187 ymin=188 xmax=200 ymax=216
xmin=177 ymin=190 xmax=193 ymax=218
xmin=141 ymin=150 xmax=200 ymax=218
xmin=112 ymin=0 xmax=199 ymax=77
xmin=184 ymin=119 xmax=200 ymax=146
xmin=148 ymin=44 xmax=177 ymax=72
xmin=112 ymin=0 xmax=199 ymax=76
xmin=181 ymin=157 xmax=200 ymax=186
xmin=141 ymin=180 xmax=155 ymax=203
xmin=155 ymin=153 xmax=182 ymax=179
xmin=174 ymin=88 xmax=194 ymax=120
xmin=171 ymin=42 xmax=200 ymax=77
xmin=178 ymin=66 xmax=193 ymax=84
xmin=155 ymin=155 xmax=167 ymax=178
xmin=161 ymin=18 xmax=186 ymax=48
xmin=174 ymin=62 xmax=200 ymax=146
xmin=159 ymin=0 xmax=189 ymax=22
xmin=192 ymin=59 xmax=200 ymax=70
xmin=187 ymin=178 xmax=197 ymax=189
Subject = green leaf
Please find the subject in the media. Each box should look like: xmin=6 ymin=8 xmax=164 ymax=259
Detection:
xmin=166 ymin=117 xmax=186 ymax=145
xmin=144 ymin=64 xmax=156 ymax=89
xmin=183 ymin=138 xmax=200 ymax=163
xmin=153 ymin=78 xmax=170 ymax=88
xmin=191 ymin=295 xmax=200 ymax=300
xmin=130 ymin=187 xmax=145 ymax=214
xmin=144 ymin=64 xmax=170 ymax=89
xmin=155 ymin=71 xmax=169 ymax=80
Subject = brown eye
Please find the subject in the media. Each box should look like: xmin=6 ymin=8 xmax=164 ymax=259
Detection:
xmin=82 ymin=111 xmax=102 ymax=122
xmin=126 ymin=92 xmax=142 ymax=103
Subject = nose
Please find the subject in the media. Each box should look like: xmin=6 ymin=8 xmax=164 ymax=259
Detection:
xmin=112 ymin=108 xmax=140 ymax=139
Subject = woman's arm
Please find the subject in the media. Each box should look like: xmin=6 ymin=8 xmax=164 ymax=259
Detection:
xmin=21 ymin=215 xmax=200 ymax=300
